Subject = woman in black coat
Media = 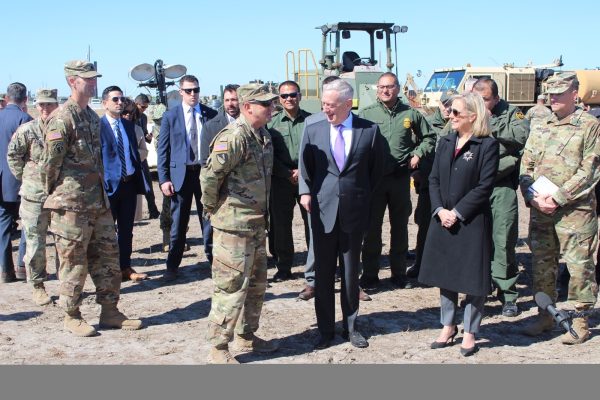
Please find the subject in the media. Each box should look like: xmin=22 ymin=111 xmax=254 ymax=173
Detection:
xmin=418 ymin=92 xmax=499 ymax=357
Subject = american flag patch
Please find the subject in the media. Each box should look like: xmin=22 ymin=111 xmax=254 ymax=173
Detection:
xmin=46 ymin=131 xmax=63 ymax=141
xmin=214 ymin=142 xmax=228 ymax=152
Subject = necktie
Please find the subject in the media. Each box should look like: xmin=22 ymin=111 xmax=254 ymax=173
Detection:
xmin=333 ymin=124 xmax=346 ymax=171
xmin=189 ymin=108 xmax=198 ymax=162
xmin=114 ymin=121 xmax=127 ymax=178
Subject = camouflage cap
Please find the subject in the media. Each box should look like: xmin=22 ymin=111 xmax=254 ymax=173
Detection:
xmin=440 ymin=88 xmax=458 ymax=105
xmin=36 ymin=88 xmax=58 ymax=104
xmin=537 ymin=94 xmax=546 ymax=100
xmin=238 ymin=83 xmax=278 ymax=104
xmin=64 ymin=60 xmax=102 ymax=78
xmin=545 ymin=72 xmax=578 ymax=94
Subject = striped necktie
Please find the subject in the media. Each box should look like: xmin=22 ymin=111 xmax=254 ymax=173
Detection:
xmin=189 ymin=108 xmax=198 ymax=162
xmin=114 ymin=120 xmax=127 ymax=178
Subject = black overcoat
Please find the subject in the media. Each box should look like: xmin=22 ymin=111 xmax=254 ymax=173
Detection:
xmin=418 ymin=133 xmax=499 ymax=296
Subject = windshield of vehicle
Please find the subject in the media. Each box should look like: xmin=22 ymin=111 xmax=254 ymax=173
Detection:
xmin=424 ymin=70 xmax=466 ymax=92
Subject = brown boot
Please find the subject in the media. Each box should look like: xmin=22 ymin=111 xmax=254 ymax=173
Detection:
xmin=99 ymin=304 xmax=143 ymax=330
xmin=121 ymin=267 xmax=148 ymax=282
xmin=208 ymin=345 xmax=239 ymax=364
xmin=231 ymin=332 xmax=278 ymax=353
xmin=522 ymin=313 xmax=554 ymax=337
xmin=32 ymin=283 xmax=52 ymax=306
xmin=64 ymin=310 xmax=97 ymax=337
xmin=162 ymin=230 xmax=170 ymax=253
xmin=561 ymin=317 xmax=590 ymax=345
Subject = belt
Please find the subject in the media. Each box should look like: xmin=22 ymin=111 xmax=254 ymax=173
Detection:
xmin=186 ymin=164 xmax=201 ymax=171
xmin=121 ymin=174 xmax=135 ymax=183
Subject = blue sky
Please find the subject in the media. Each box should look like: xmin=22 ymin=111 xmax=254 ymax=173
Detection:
xmin=2 ymin=0 xmax=595 ymax=99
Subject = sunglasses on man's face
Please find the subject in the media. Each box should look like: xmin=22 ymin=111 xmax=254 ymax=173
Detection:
xmin=110 ymin=96 xmax=126 ymax=103
xmin=181 ymin=87 xmax=200 ymax=95
xmin=280 ymin=92 xmax=299 ymax=99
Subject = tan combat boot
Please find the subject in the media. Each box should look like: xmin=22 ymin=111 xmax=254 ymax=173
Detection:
xmin=522 ymin=313 xmax=554 ymax=337
xmin=231 ymin=332 xmax=279 ymax=353
xmin=162 ymin=230 xmax=170 ymax=252
xmin=99 ymin=304 xmax=143 ymax=330
xmin=64 ymin=310 xmax=97 ymax=337
xmin=208 ymin=345 xmax=239 ymax=364
xmin=32 ymin=283 xmax=52 ymax=306
xmin=561 ymin=317 xmax=590 ymax=345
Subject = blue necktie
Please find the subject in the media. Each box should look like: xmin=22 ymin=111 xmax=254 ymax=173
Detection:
xmin=114 ymin=121 xmax=127 ymax=178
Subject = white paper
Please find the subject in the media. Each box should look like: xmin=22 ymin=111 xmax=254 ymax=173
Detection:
xmin=528 ymin=175 xmax=559 ymax=196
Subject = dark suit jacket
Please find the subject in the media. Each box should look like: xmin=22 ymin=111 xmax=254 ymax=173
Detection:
xmin=199 ymin=109 xmax=231 ymax=167
xmin=157 ymin=103 xmax=217 ymax=191
xmin=0 ymin=104 xmax=32 ymax=202
xmin=299 ymin=113 xmax=384 ymax=234
xmin=100 ymin=116 xmax=146 ymax=197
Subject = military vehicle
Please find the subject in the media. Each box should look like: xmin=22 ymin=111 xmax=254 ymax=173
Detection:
xmin=418 ymin=57 xmax=565 ymax=112
xmin=285 ymin=22 xmax=408 ymax=113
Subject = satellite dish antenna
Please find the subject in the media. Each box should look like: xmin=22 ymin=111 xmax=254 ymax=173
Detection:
xmin=164 ymin=64 xmax=187 ymax=79
xmin=167 ymin=90 xmax=182 ymax=109
xmin=130 ymin=63 xmax=154 ymax=82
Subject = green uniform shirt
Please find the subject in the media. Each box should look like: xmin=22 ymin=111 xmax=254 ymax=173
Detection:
xmin=267 ymin=108 xmax=311 ymax=179
xmin=425 ymin=107 xmax=452 ymax=141
xmin=41 ymin=98 xmax=108 ymax=212
xmin=7 ymin=118 xmax=49 ymax=202
xmin=359 ymin=98 xmax=435 ymax=175
xmin=489 ymin=99 xmax=529 ymax=184
xmin=520 ymin=107 xmax=600 ymax=207
xmin=201 ymin=114 xmax=273 ymax=231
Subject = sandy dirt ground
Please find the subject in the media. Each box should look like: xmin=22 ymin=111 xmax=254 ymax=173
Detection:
xmin=1 ymin=183 xmax=599 ymax=365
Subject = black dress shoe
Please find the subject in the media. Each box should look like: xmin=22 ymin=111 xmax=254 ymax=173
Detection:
xmin=342 ymin=331 xmax=369 ymax=348
xmin=359 ymin=275 xmax=380 ymax=289
xmin=406 ymin=264 xmax=420 ymax=278
xmin=314 ymin=334 xmax=334 ymax=350
xmin=430 ymin=326 xmax=459 ymax=349
xmin=162 ymin=269 xmax=178 ymax=282
xmin=460 ymin=345 xmax=479 ymax=357
xmin=390 ymin=275 xmax=412 ymax=289
xmin=148 ymin=209 xmax=160 ymax=219
xmin=502 ymin=301 xmax=519 ymax=317
xmin=271 ymin=270 xmax=293 ymax=282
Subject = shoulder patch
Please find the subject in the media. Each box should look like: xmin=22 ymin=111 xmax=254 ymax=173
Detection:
xmin=216 ymin=153 xmax=228 ymax=165
xmin=47 ymin=131 xmax=63 ymax=141
xmin=516 ymin=111 xmax=525 ymax=120
xmin=213 ymin=142 xmax=228 ymax=152
xmin=403 ymin=117 xmax=412 ymax=129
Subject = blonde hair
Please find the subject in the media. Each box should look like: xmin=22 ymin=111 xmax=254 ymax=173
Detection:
xmin=451 ymin=92 xmax=491 ymax=137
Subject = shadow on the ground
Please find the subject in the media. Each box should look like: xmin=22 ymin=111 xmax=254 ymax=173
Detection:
xmin=141 ymin=298 xmax=211 ymax=327
xmin=0 ymin=311 xmax=43 ymax=322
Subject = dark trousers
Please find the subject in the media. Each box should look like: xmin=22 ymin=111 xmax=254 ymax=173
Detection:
xmin=166 ymin=167 xmax=211 ymax=270
xmin=0 ymin=200 xmax=20 ymax=273
xmin=109 ymin=179 xmax=137 ymax=271
xmin=313 ymin=218 xmax=362 ymax=336
xmin=141 ymin=159 xmax=159 ymax=214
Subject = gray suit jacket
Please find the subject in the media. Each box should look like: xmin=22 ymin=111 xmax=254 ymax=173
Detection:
xmin=299 ymin=113 xmax=384 ymax=234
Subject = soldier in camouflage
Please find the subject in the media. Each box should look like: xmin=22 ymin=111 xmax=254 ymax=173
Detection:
xmin=525 ymin=94 xmax=552 ymax=129
xmin=201 ymin=84 xmax=279 ymax=364
xmin=520 ymin=72 xmax=600 ymax=344
xmin=7 ymin=89 xmax=59 ymax=306
xmin=474 ymin=78 xmax=529 ymax=317
xmin=41 ymin=60 xmax=142 ymax=337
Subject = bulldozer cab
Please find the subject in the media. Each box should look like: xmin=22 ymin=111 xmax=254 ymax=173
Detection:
xmin=285 ymin=22 xmax=408 ymax=113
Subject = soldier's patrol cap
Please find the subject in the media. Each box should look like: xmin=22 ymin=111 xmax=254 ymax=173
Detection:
xmin=36 ymin=88 xmax=58 ymax=104
xmin=238 ymin=83 xmax=278 ymax=104
xmin=545 ymin=72 xmax=578 ymax=94
xmin=440 ymin=89 xmax=458 ymax=105
xmin=64 ymin=60 xmax=102 ymax=78
xmin=537 ymin=94 xmax=546 ymax=100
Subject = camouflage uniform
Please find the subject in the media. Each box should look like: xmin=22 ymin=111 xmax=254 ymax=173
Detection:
xmin=7 ymin=117 xmax=55 ymax=285
xmin=149 ymin=103 xmax=172 ymax=235
xmin=42 ymin=97 xmax=121 ymax=314
xmin=525 ymin=104 xmax=552 ymax=131
xmin=201 ymin=114 xmax=273 ymax=348
xmin=520 ymin=107 xmax=600 ymax=309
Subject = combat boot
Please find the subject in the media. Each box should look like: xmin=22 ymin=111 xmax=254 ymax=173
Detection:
xmin=99 ymin=304 xmax=143 ymax=330
xmin=561 ymin=317 xmax=590 ymax=345
xmin=32 ymin=283 xmax=52 ymax=306
xmin=231 ymin=332 xmax=279 ymax=354
xmin=208 ymin=345 xmax=239 ymax=364
xmin=162 ymin=230 xmax=170 ymax=252
xmin=64 ymin=310 xmax=97 ymax=337
xmin=521 ymin=313 xmax=554 ymax=337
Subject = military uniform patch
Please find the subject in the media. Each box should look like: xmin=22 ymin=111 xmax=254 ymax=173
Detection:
xmin=216 ymin=153 xmax=228 ymax=165
xmin=50 ymin=141 xmax=64 ymax=155
xmin=516 ymin=111 xmax=525 ymax=120
xmin=214 ymin=142 xmax=228 ymax=152
xmin=403 ymin=118 xmax=411 ymax=128
xmin=47 ymin=131 xmax=63 ymax=141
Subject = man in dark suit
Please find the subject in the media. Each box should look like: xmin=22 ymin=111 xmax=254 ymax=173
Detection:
xmin=299 ymin=79 xmax=384 ymax=349
xmin=0 ymin=82 xmax=31 ymax=283
xmin=100 ymin=86 xmax=148 ymax=282
xmin=157 ymin=75 xmax=217 ymax=281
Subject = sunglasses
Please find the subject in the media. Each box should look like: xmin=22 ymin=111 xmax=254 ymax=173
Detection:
xmin=280 ymin=92 xmax=299 ymax=99
xmin=110 ymin=96 xmax=126 ymax=103
xmin=449 ymin=108 xmax=463 ymax=117
xmin=181 ymin=87 xmax=200 ymax=94
xmin=249 ymin=100 xmax=273 ymax=107
xmin=376 ymin=84 xmax=397 ymax=90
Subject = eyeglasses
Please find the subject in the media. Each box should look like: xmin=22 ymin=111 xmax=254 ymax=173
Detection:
xmin=449 ymin=108 xmax=463 ymax=117
xmin=376 ymin=84 xmax=397 ymax=90
xmin=280 ymin=92 xmax=299 ymax=99
xmin=181 ymin=87 xmax=200 ymax=94
xmin=137 ymin=104 xmax=148 ymax=110
xmin=249 ymin=100 xmax=273 ymax=107
xmin=110 ymin=96 xmax=126 ymax=103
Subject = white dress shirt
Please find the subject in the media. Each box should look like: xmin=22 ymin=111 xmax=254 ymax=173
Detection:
xmin=329 ymin=113 xmax=353 ymax=158
xmin=105 ymin=114 xmax=135 ymax=176
xmin=182 ymin=102 xmax=203 ymax=165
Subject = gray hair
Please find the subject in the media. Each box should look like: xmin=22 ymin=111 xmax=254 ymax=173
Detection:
xmin=323 ymin=79 xmax=354 ymax=102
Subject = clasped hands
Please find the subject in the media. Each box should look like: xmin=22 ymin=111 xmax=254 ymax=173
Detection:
xmin=438 ymin=209 xmax=458 ymax=229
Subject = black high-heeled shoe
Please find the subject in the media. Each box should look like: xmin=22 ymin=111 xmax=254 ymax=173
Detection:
xmin=430 ymin=326 xmax=459 ymax=349
xmin=460 ymin=344 xmax=479 ymax=357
